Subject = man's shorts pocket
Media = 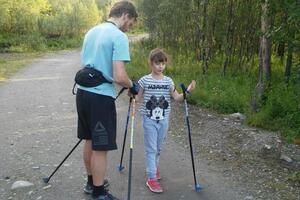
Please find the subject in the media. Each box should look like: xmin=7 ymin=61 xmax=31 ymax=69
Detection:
xmin=92 ymin=121 xmax=109 ymax=148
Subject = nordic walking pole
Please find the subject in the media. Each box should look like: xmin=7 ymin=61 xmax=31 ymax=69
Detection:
xmin=43 ymin=87 xmax=126 ymax=184
xmin=116 ymin=87 xmax=127 ymax=99
xmin=180 ymin=83 xmax=202 ymax=192
xmin=118 ymin=97 xmax=132 ymax=171
xmin=127 ymin=96 xmax=136 ymax=200
xmin=43 ymin=139 xmax=82 ymax=183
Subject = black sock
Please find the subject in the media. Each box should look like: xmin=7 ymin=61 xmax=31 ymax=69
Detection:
xmin=92 ymin=185 xmax=105 ymax=197
xmin=88 ymin=175 xmax=93 ymax=185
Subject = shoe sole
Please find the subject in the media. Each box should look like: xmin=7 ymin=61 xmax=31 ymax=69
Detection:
xmin=83 ymin=188 xmax=92 ymax=194
xmin=146 ymin=182 xmax=163 ymax=193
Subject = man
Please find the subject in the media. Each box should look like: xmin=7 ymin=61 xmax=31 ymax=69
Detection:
xmin=76 ymin=1 xmax=138 ymax=200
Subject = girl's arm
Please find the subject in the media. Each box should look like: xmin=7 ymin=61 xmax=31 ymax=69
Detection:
xmin=135 ymin=87 xmax=144 ymax=102
xmin=170 ymin=87 xmax=184 ymax=101
xmin=170 ymin=80 xmax=196 ymax=102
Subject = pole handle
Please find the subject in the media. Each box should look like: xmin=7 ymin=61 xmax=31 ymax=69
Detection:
xmin=180 ymin=83 xmax=187 ymax=99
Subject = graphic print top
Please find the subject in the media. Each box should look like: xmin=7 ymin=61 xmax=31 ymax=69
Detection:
xmin=138 ymin=74 xmax=174 ymax=121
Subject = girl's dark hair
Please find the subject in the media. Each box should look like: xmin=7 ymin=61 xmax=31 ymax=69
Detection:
xmin=149 ymin=48 xmax=169 ymax=64
xmin=109 ymin=1 xmax=138 ymax=20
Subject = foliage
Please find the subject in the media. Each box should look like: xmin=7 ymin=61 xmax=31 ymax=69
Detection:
xmin=288 ymin=171 xmax=300 ymax=184
xmin=138 ymin=0 xmax=300 ymax=141
xmin=0 ymin=0 xmax=101 ymax=53
xmin=127 ymin=41 xmax=300 ymax=141
xmin=0 ymin=0 xmax=100 ymax=36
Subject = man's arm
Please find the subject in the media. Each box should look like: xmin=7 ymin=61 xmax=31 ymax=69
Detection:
xmin=113 ymin=61 xmax=133 ymax=88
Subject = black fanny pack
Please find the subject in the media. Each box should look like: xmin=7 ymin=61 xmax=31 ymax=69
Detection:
xmin=72 ymin=66 xmax=112 ymax=95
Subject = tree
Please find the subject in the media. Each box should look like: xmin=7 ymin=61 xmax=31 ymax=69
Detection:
xmin=252 ymin=0 xmax=272 ymax=111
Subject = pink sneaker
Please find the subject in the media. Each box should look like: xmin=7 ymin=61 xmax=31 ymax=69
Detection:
xmin=156 ymin=169 xmax=161 ymax=180
xmin=146 ymin=178 xmax=163 ymax=193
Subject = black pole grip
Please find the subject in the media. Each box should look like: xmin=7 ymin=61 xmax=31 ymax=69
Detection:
xmin=180 ymin=83 xmax=187 ymax=99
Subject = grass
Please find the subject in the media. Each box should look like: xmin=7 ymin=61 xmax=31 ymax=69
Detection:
xmin=127 ymin=41 xmax=300 ymax=142
xmin=288 ymin=171 xmax=300 ymax=184
xmin=0 ymin=33 xmax=82 ymax=80
xmin=0 ymin=53 xmax=43 ymax=80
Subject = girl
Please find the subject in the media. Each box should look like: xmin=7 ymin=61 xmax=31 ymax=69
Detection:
xmin=137 ymin=48 xmax=196 ymax=193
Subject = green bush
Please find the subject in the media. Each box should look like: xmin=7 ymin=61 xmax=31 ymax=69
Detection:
xmin=45 ymin=36 xmax=82 ymax=50
xmin=248 ymin=83 xmax=300 ymax=141
xmin=0 ymin=33 xmax=82 ymax=52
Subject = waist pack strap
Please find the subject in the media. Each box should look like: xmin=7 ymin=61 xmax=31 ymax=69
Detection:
xmin=72 ymin=82 xmax=77 ymax=95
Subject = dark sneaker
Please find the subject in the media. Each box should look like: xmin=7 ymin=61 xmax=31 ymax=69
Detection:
xmin=83 ymin=182 xmax=93 ymax=194
xmin=83 ymin=179 xmax=110 ymax=194
xmin=93 ymin=192 xmax=119 ymax=200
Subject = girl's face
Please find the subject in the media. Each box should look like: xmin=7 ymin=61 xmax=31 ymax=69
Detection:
xmin=151 ymin=60 xmax=166 ymax=75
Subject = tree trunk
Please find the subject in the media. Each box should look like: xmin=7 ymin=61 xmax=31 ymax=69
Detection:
xmin=193 ymin=0 xmax=202 ymax=62
xmin=277 ymin=42 xmax=285 ymax=58
xmin=210 ymin=3 xmax=218 ymax=59
xmin=261 ymin=1 xmax=272 ymax=83
xmin=285 ymin=0 xmax=299 ymax=84
xmin=202 ymin=0 xmax=209 ymax=74
xmin=285 ymin=29 xmax=295 ymax=84
xmin=223 ymin=0 xmax=234 ymax=76
xmin=277 ymin=13 xmax=288 ymax=60
xmin=251 ymin=0 xmax=272 ymax=111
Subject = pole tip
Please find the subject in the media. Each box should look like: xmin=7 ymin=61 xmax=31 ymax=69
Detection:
xmin=195 ymin=184 xmax=202 ymax=192
xmin=118 ymin=165 xmax=125 ymax=172
xmin=42 ymin=177 xmax=49 ymax=184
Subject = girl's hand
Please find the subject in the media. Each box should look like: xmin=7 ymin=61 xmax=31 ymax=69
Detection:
xmin=187 ymin=80 xmax=196 ymax=93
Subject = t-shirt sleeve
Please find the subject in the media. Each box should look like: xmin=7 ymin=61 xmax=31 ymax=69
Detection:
xmin=138 ymin=77 xmax=145 ymax=89
xmin=113 ymin=34 xmax=130 ymax=62
xmin=169 ymin=77 xmax=175 ymax=92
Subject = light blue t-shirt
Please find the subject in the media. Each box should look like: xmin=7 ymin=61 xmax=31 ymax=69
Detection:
xmin=80 ymin=22 xmax=130 ymax=98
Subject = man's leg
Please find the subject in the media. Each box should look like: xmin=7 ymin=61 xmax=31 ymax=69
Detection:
xmin=83 ymin=140 xmax=92 ymax=175
xmin=83 ymin=140 xmax=94 ymax=194
xmin=91 ymin=150 xmax=107 ymax=197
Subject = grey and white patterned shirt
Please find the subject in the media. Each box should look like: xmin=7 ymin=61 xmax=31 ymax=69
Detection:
xmin=138 ymin=74 xmax=174 ymax=120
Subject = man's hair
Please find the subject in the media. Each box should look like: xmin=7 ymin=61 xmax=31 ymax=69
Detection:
xmin=149 ymin=48 xmax=169 ymax=64
xmin=109 ymin=1 xmax=138 ymax=20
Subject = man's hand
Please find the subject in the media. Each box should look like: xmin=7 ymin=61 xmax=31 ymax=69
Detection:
xmin=129 ymin=82 xmax=139 ymax=95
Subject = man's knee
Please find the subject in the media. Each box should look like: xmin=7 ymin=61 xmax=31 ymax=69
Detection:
xmin=92 ymin=150 xmax=107 ymax=158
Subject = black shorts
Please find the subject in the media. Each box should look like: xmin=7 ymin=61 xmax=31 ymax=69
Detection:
xmin=76 ymin=89 xmax=117 ymax=151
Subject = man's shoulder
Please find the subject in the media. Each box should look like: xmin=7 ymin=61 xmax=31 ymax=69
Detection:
xmin=102 ymin=23 xmax=128 ymax=39
xmin=113 ymin=30 xmax=128 ymax=41
xmin=86 ymin=23 xmax=127 ymax=38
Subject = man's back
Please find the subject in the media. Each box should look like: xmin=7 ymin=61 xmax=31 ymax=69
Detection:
xmin=80 ymin=22 xmax=130 ymax=98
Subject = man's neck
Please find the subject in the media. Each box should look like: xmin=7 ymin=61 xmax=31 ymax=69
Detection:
xmin=107 ymin=17 xmax=121 ymax=28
